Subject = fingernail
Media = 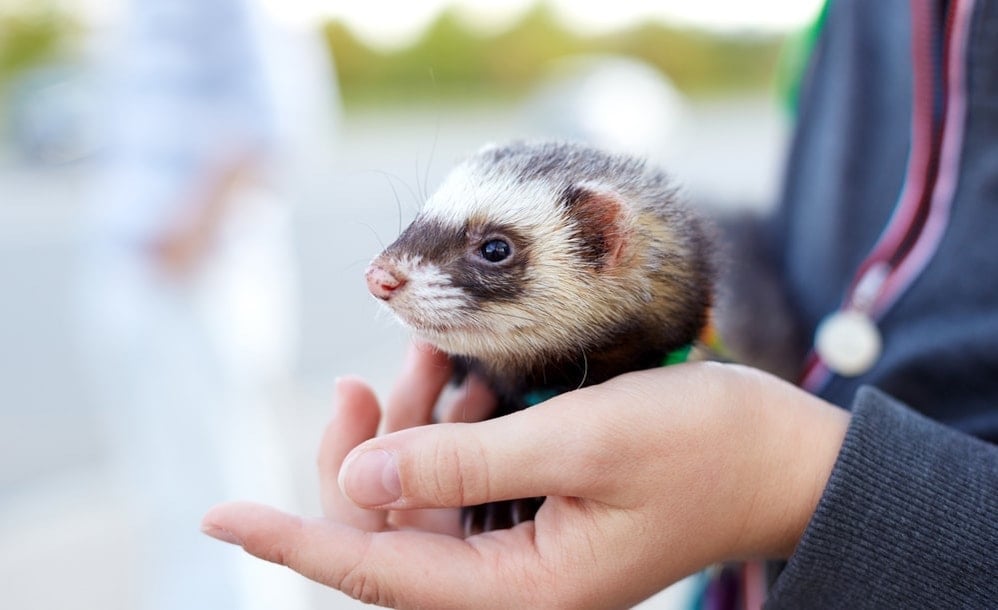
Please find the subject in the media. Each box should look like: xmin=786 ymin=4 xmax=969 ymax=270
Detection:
xmin=202 ymin=524 xmax=243 ymax=546
xmin=340 ymin=449 xmax=402 ymax=507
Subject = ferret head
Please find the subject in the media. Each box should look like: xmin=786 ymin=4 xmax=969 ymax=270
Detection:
xmin=366 ymin=141 xmax=712 ymax=375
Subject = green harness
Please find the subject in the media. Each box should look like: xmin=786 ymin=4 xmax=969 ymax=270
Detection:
xmin=521 ymin=343 xmax=694 ymax=407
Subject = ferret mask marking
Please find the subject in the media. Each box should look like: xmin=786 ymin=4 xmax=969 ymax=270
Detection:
xmin=385 ymin=215 xmax=532 ymax=306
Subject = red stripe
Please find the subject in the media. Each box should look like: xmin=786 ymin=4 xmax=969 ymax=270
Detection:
xmin=849 ymin=0 xmax=938 ymax=288
xmin=801 ymin=0 xmax=974 ymax=391
xmin=873 ymin=0 xmax=974 ymax=317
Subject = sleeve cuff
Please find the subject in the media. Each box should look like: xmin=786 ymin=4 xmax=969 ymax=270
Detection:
xmin=766 ymin=386 xmax=998 ymax=608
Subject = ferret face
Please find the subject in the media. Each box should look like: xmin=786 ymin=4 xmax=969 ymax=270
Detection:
xmin=365 ymin=141 xmax=706 ymax=372
xmin=366 ymin=175 xmax=586 ymax=365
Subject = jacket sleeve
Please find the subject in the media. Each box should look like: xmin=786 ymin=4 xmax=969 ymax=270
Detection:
xmin=766 ymin=386 xmax=998 ymax=608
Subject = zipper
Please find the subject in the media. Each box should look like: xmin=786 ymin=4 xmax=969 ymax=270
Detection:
xmin=801 ymin=0 xmax=974 ymax=391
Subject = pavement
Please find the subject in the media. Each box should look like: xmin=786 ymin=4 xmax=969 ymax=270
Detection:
xmin=0 ymin=98 xmax=787 ymax=609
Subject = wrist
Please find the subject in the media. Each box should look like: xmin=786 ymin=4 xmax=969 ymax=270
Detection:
xmin=597 ymin=364 xmax=847 ymax=572
xmin=730 ymin=367 xmax=849 ymax=559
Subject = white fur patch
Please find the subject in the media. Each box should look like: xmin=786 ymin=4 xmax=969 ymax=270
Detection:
xmin=421 ymin=161 xmax=565 ymax=232
xmin=382 ymin=258 xmax=468 ymax=331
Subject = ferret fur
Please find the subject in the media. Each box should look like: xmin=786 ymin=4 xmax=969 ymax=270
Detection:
xmin=368 ymin=140 xmax=714 ymax=405
xmin=366 ymin=141 xmax=716 ymax=532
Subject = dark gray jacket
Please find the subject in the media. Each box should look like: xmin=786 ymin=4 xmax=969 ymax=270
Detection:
xmin=763 ymin=0 xmax=998 ymax=606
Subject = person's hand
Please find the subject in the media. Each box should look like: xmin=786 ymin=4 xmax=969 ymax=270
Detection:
xmin=202 ymin=352 xmax=849 ymax=609
xmin=150 ymin=152 xmax=258 ymax=278
xmin=318 ymin=343 xmax=496 ymax=537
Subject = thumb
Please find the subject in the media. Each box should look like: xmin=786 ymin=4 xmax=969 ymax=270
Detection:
xmin=337 ymin=390 xmax=613 ymax=510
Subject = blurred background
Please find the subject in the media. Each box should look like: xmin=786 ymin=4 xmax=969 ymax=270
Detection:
xmin=0 ymin=0 xmax=821 ymax=608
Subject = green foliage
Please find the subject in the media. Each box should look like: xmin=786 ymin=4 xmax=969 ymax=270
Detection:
xmin=325 ymin=2 xmax=787 ymax=107
xmin=599 ymin=24 xmax=783 ymax=93
xmin=0 ymin=9 xmax=76 ymax=92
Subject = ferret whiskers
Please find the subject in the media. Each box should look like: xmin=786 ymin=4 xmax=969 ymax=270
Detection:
xmin=349 ymin=220 xmax=386 ymax=251
xmin=575 ymin=349 xmax=589 ymax=390
xmin=369 ymin=169 xmax=421 ymax=225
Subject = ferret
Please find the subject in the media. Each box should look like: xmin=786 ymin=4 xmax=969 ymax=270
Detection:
xmin=365 ymin=140 xmax=714 ymax=533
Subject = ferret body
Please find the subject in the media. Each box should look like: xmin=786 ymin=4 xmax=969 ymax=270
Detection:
xmin=366 ymin=140 xmax=714 ymax=532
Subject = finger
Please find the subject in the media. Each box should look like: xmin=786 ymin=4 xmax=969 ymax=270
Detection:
xmin=339 ymin=384 xmax=619 ymax=510
xmin=318 ymin=377 xmax=387 ymax=530
xmin=201 ymin=501 xmax=529 ymax=608
xmin=327 ymin=376 xmax=464 ymax=536
xmin=439 ymin=373 xmax=497 ymax=423
xmin=386 ymin=506 xmax=463 ymax=536
xmin=381 ymin=342 xmax=452 ymax=433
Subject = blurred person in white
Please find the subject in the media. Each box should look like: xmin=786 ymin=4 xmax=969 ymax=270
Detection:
xmin=76 ymin=0 xmax=338 ymax=608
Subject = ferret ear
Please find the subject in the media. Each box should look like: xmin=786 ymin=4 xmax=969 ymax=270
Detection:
xmin=561 ymin=183 xmax=631 ymax=269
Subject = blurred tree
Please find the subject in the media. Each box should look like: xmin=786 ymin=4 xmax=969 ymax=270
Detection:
xmin=603 ymin=23 xmax=783 ymax=93
xmin=0 ymin=7 xmax=76 ymax=94
xmin=400 ymin=8 xmax=491 ymax=96
xmin=322 ymin=20 xmax=390 ymax=104
xmin=485 ymin=3 xmax=582 ymax=87
xmin=324 ymin=0 xmax=788 ymax=107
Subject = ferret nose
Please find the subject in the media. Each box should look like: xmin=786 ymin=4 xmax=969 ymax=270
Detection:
xmin=366 ymin=262 xmax=407 ymax=300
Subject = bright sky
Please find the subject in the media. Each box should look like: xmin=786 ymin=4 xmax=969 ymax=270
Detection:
xmin=259 ymin=0 xmax=826 ymax=47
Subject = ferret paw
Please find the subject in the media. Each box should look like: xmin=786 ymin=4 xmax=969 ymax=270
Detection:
xmin=461 ymin=498 xmax=545 ymax=535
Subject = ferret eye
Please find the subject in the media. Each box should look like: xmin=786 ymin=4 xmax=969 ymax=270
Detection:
xmin=480 ymin=239 xmax=511 ymax=263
